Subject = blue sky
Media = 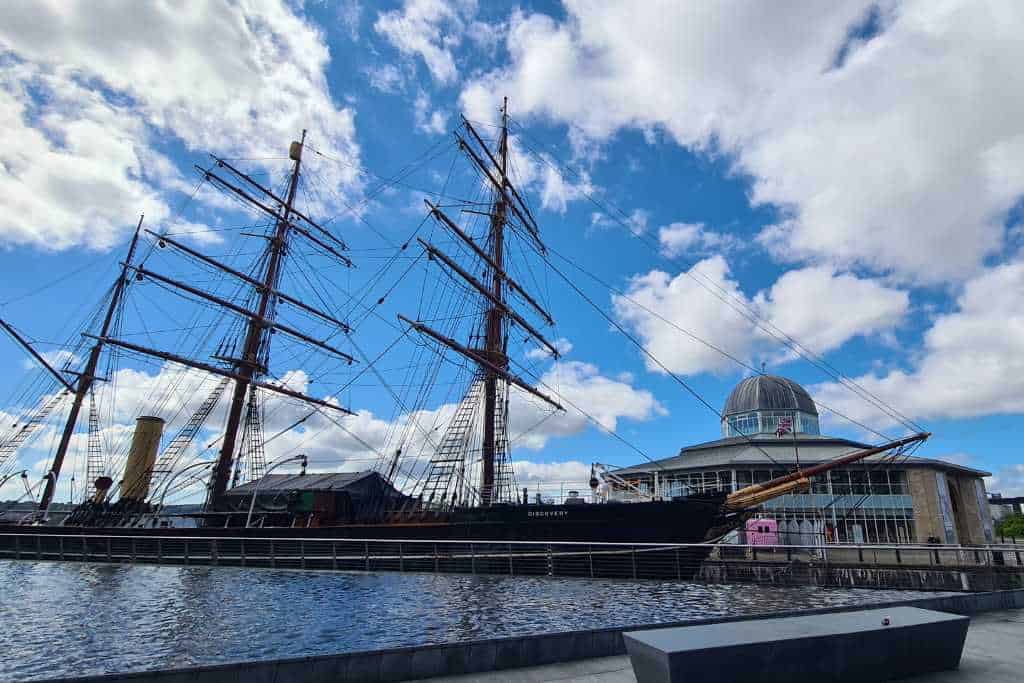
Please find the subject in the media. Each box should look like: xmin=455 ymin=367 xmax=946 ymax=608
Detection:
xmin=1 ymin=1 xmax=1023 ymax=502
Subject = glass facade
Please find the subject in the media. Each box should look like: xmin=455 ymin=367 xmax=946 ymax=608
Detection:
xmin=640 ymin=467 xmax=916 ymax=545
xmin=723 ymin=409 xmax=820 ymax=438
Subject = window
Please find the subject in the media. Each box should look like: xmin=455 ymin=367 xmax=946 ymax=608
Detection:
xmin=725 ymin=412 xmax=759 ymax=437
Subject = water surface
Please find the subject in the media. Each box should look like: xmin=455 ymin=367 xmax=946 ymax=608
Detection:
xmin=0 ymin=560 xmax=938 ymax=681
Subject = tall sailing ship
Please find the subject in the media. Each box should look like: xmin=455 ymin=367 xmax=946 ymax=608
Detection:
xmin=0 ymin=101 xmax=927 ymax=562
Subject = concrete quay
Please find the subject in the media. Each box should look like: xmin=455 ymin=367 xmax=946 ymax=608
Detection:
xmin=409 ymin=608 xmax=1024 ymax=683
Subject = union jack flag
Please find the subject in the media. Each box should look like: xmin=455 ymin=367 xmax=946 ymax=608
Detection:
xmin=776 ymin=416 xmax=793 ymax=437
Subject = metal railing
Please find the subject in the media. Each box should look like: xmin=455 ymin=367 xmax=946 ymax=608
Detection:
xmin=1 ymin=533 xmax=1021 ymax=590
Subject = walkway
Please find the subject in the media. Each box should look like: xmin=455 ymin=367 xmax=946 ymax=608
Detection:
xmin=408 ymin=608 xmax=1024 ymax=683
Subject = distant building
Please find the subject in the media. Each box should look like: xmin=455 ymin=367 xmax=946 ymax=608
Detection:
xmin=615 ymin=374 xmax=994 ymax=545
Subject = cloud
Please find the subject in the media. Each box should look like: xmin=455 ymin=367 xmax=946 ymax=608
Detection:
xmin=658 ymin=222 xmax=738 ymax=258
xmin=754 ymin=265 xmax=908 ymax=360
xmin=510 ymin=360 xmax=667 ymax=450
xmin=0 ymin=0 xmax=361 ymax=250
xmin=374 ymin=0 xmax=477 ymax=84
xmin=413 ymin=91 xmax=448 ymax=135
xmin=20 ymin=349 xmax=79 ymax=373
xmin=525 ymin=337 xmax=573 ymax=361
xmin=0 ymin=62 xmax=173 ymax=250
xmin=988 ymin=465 xmax=1024 ymax=498
xmin=613 ymin=256 xmax=909 ymax=375
xmin=460 ymin=1 xmax=1024 ymax=283
xmin=591 ymin=208 xmax=648 ymax=236
xmin=338 ymin=0 xmax=363 ymax=41
xmin=811 ymin=258 xmax=1024 ymax=426
xmin=1 ymin=353 xmax=662 ymax=502
xmin=364 ymin=63 xmax=405 ymax=93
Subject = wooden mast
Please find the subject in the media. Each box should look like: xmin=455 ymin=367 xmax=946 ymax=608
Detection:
xmin=208 ymin=132 xmax=306 ymax=506
xmin=480 ymin=99 xmax=510 ymax=506
xmin=38 ymin=215 xmax=145 ymax=511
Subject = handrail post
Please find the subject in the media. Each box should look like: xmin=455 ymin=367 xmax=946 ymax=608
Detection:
xmin=333 ymin=542 xmax=338 ymax=571
xmin=365 ymin=541 xmax=370 ymax=571
xmin=241 ymin=538 xmax=246 ymax=567
xmin=469 ymin=543 xmax=474 ymax=574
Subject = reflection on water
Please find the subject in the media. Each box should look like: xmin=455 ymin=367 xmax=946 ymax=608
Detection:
xmin=0 ymin=560 xmax=935 ymax=681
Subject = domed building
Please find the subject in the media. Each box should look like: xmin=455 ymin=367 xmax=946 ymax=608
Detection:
xmin=722 ymin=375 xmax=820 ymax=438
xmin=614 ymin=374 xmax=995 ymax=546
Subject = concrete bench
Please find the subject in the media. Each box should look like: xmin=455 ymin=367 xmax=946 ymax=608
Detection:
xmin=623 ymin=606 xmax=968 ymax=683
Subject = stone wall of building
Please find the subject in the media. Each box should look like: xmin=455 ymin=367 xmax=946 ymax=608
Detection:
xmin=951 ymin=473 xmax=990 ymax=544
xmin=908 ymin=468 xmax=990 ymax=545
xmin=907 ymin=469 xmax=946 ymax=543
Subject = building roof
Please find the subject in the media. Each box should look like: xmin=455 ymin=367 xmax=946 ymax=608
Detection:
xmin=225 ymin=471 xmax=376 ymax=496
xmin=723 ymin=374 xmax=818 ymax=417
xmin=614 ymin=434 xmax=992 ymax=478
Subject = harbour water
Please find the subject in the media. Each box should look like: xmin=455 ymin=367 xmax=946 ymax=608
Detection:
xmin=1 ymin=560 xmax=936 ymax=681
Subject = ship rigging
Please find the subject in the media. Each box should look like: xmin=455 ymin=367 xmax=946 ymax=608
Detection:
xmin=0 ymin=100 xmax=928 ymax=552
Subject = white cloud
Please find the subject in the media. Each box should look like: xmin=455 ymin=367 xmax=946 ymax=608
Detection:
xmin=338 ymin=0 xmax=363 ymax=41
xmin=658 ymin=222 xmax=738 ymax=258
xmin=754 ymin=265 xmax=908 ymax=360
xmin=538 ymin=161 xmax=594 ymax=214
xmin=467 ymin=19 xmax=505 ymax=56
xmin=613 ymin=257 xmax=756 ymax=375
xmin=613 ymin=256 xmax=909 ymax=375
xmin=0 ymin=0 xmax=361 ymax=250
xmin=525 ymin=337 xmax=573 ymax=361
xmin=20 ymin=349 xmax=79 ymax=373
xmin=0 ymin=63 xmax=173 ymax=250
xmin=364 ymin=63 xmax=405 ymax=93
xmin=413 ymin=91 xmax=448 ymax=135
xmin=988 ymin=465 xmax=1024 ymax=498
xmin=460 ymin=1 xmax=1024 ymax=283
xmin=510 ymin=360 xmax=667 ymax=450
xmin=1 ymin=353 xmax=662 ymax=502
xmin=591 ymin=208 xmax=648 ymax=236
xmin=812 ymin=258 xmax=1024 ymax=426
xmin=374 ymin=0 xmax=477 ymax=84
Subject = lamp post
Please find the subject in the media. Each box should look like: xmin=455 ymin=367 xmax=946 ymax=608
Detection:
xmin=246 ymin=454 xmax=307 ymax=528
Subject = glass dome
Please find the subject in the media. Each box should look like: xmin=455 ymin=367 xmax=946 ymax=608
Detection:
xmin=721 ymin=374 xmax=820 ymax=437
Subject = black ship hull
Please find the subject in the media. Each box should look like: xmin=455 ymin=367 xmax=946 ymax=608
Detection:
xmin=0 ymin=497 xmax=735 ymax=580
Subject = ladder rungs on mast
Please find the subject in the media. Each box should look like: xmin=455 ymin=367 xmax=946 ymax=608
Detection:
xmin=398 ymin=315 xmax=563 ymax=411
xmin=417 ymin=239 xmax=560 ymax=358
xmin=84 ymin=334 xmax=354 ymax=415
